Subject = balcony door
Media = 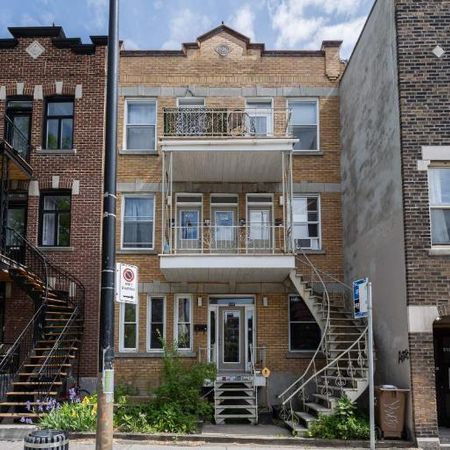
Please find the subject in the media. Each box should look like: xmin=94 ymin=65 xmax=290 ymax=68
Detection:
xmin=211 ymin=195 xmax=238 ymax=253
xmin=6 ymin=200 xmax=27 ymax=263
xmin=6 ymin=99 xmax=32 ymax=159
xmin=247 ymin=195 xmax=273 ymax=252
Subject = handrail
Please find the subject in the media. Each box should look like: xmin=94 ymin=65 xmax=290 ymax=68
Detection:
xmin=281 ymin=326 xmax=369 ymax=405
xmin=278 ymin=248 xmax=331 ymax=402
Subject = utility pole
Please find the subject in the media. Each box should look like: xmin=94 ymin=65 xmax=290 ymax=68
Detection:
xmin=96 ymin=1 xmax=119 ymax=449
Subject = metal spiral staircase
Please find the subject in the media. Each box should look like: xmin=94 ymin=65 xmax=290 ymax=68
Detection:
xmin=0 ymin=228 xmax=85 ymax=421
xmin=279 ymin=252 xmax=369 ymax=436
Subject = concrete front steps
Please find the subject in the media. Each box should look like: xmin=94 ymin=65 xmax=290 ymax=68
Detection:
xmin=214 ymin=378 xmax=257 ymax=425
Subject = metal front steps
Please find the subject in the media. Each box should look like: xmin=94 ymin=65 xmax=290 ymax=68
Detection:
xmin=214 ymin=378 xmax=257 ymax=425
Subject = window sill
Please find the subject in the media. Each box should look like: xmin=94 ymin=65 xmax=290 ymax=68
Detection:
xmin=38 ymin=246 xmax=74 ymax=252
xmin=293 ymin=150 xmax=324 ymax=156
xmin=36 ymin=149 xmax=77 ymax=155
xmin=117 ymin=249 xmax=158 ymax=255
xmin=295 ymin=249 xmax=326 ymax=255
xmin=286 ymin=351 xmax=324 ymax=359
xmin=429 ymin=247 xmax=450 ymax=256
xmin=116 ymin=351 xmax=196 ymax=358
xmin=119 ymin=150 xmax=158 ymax=155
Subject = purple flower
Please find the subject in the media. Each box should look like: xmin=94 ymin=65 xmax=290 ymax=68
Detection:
xmin=25 ymin=401 xmax=32 ymax=412
xmin=25 ymin=418 xmax=33 ymax=424
xmin=20 ymin=417 xmax=26 ymax=423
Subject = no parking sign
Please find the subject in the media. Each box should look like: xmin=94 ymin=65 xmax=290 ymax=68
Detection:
xmin=115 ymin=263 xmax=138 ymax=304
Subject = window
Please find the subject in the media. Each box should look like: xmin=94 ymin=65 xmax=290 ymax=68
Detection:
xmin=148 ymin=297 xmax=165 ymax=351
xmin=246 ymin=100 xmax=273 ymax=136
xmin=122 ymin=195 xmax=155 ymax=249
xmin=429 ymin=168 xmax=450 ymax=245
xmin=124 ymin=99 xmax=156 ymax=151
xmin=44 ymin=98 xmax=74 ymax=149
xmin=175 ymin=295 xmax=192 ymax=350
xmin=288 ymin=100 xmax=319 ymax=151
xmin=289 ymin=294 xmax=321 ymax=351
xmin=39 ymin=192 xmax=71 ymax=247
xmin=120 ymin=302 xmax=138 ymax=352
xmin=293 ymin=195 xmax=321 ymax=250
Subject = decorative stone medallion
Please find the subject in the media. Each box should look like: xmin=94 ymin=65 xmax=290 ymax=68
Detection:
xmin=215 ymin=44 xmax=231 ymax=57
xmin=26 ymin=41 xmax=45 ymax=59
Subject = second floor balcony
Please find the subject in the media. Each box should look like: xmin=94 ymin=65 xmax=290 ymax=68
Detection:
xmin=163 ymin=106 xmax=292 ymax=139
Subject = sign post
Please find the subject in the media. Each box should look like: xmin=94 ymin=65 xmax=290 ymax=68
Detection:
xmin=353 ymin=278 xmax=375 ymax=450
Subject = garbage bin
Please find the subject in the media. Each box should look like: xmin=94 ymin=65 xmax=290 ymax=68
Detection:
xmin=375 ymin=386 xmax=409 ymax=439
xmin=24 ymin=430 xmax=68 ymax=450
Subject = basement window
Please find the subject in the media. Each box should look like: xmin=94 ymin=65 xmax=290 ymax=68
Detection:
xmin=429 ymin=168 xmax=450 ymax=245
xmin=289 ymin=294 xmax=321 ymax=352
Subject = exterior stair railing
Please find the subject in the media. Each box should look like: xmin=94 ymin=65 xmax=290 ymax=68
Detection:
xmin=278 ymin=249 xmax=369 ymax=426
xmin=0 ymin=227 xmax=85 ymax=401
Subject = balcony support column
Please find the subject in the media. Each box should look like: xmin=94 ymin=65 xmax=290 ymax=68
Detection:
xmin=281 ymin=150 xmax=294 ymax=253
xmin=161 ymin=151 xmax=174 ymax=254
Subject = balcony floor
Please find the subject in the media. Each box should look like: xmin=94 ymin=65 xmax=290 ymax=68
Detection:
xmin=159 ymin=253 xmax=295 ymax=282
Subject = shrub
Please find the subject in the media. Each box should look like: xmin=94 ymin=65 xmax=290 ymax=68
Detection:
xmin=305 ymin=395 xmax=370 ymax=440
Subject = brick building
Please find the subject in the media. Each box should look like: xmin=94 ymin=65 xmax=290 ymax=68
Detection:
xmin=0 ymin=26 xmax=106 ymax=418
xmin=341 ymin=0 xmax=450 ymax=446
xmin=114 ymin=24 xmax=368 ymax=428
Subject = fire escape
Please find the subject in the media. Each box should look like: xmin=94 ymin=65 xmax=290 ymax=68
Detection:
xmin=0 ymin=116 xmax=85 ymax=421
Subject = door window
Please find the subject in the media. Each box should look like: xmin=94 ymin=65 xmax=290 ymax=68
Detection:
xmin=214 ymin=210 xmax=235 ymax=244
xmin=249 ymin=209 xmax=271 ymax=241
xmin=223 ymin=310 xmax=241 ymax=363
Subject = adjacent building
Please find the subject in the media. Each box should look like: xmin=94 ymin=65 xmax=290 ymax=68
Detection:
xmin=341 ymin=0 xmax=450 ymax=446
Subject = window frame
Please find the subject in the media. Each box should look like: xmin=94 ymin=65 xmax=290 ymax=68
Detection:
xmin=120 ymin=193 xmax=156 ymax=251
xmin=292 ymin=194 xmax=322 ymax=251
xmin=43 ymin=97 xmax=75 ymax=150
xmin=245 ymin=98 xmax=273 ymax=136
xmin=428 ymin=167 xmax=450 ymax=247
xmin=123 ymin=98 xmax=157 ymax=152
xmin=147 ymin=296 xmax=166 ymax=352
xmin=174 ymin=294 xmax=193 ymax=352
xmin=119 ymin=300 xmax=139 ymax=353
xmin=38 ymin=191 xmax=72 ymax=247
xmin=287 ymin=98 xmax=320 ymax=152
xmin=288 ymin=294 xmax=321 ymax=352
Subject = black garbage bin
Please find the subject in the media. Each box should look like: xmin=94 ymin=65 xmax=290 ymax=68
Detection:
xmin=24 ymin=430 xmax=68 ymax=450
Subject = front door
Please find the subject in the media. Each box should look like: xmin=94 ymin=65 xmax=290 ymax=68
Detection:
xmin=177 ymin=207 xmax=201 ymax=252
xmin=219 ymin=306 xmax=245 ymax=372
xmin=434 ymin=327 xmax=450 ymax=425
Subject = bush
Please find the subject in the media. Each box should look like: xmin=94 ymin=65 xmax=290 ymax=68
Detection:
xmin=305 ymin=395 xmax=370 ymax=440
xmin=39 ymin=395 xmax=97 ymax=432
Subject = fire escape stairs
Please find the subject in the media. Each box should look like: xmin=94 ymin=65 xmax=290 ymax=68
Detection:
xmin=278 ymin=262 xmax=369 ymax=437
xmin=0 ymin=231 xmax=85 ymax=423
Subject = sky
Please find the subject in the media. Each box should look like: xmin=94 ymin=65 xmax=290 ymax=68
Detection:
xmin=0 ymin=0 xmax=375 ymax=59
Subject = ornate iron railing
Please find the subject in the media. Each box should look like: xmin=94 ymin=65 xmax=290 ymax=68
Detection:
xmin=166 ymin=224 xmax=287 ymax=254
xmin=278 ymin=250 xmax=369 ymax=423
xmin=163 ymin=107 xmax=292 ymax=138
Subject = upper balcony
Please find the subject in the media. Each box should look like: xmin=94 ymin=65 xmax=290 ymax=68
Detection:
xmin=162 ymin=106 xmax=292 ymax=139
xmin=0 ymin=115 xmax=33 ymax=181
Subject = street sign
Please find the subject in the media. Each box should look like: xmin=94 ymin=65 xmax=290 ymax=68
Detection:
xmin=353 ymin=278 xmax=369 ymax=318
xmin=115 ymin=263 xmax=138 ymax=304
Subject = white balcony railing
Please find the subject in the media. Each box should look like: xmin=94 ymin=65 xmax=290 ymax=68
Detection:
xmin=165 ymin=224 xmax=287 ymax=254
xmin=163 ymin=107 xmax=292 ymax=138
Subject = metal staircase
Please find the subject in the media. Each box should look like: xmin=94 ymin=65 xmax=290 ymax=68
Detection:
xmin=278 ymin=252 xmax=369 ymax=436
xmin=0 ymin=228 xmax=85 ymax=422
xmin=214 ymin=377 xmax=258 ymax=425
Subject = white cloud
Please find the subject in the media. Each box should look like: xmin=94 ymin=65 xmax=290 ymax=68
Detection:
xmin=162 ymin=8 xmax=212 ymax=49
xmin=229 ymin=4 xmax=256 ymax=41
xmin=268 ymin=0 xmax=366 ymax=58
xmin=86 ymin=0 xmax=108 ymax=29
xmin=123 ymin=38 xmax=140 ymax=50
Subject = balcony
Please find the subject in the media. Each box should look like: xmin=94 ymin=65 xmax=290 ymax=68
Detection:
xmin=163 ymin=107 xmax=292 ymax=139
xmin=160 ymin=224 xmax=295 ymax=283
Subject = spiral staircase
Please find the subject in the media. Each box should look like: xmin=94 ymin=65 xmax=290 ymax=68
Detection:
xmin=279 ymin=253 xmax=369 ymax=436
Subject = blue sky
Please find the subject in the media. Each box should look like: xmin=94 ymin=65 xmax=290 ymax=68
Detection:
xmin=0 ymin=0 xmax=374 ymax=58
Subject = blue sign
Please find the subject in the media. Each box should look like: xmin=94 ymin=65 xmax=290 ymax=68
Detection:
xmin=353 ymin=278 xmax=369 ymax=319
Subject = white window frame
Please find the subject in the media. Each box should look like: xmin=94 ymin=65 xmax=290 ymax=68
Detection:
xmin=293 ymin=194 xmax=322 ymax=250
xmin=123 ymin=98 xmax=157 ymax=152
xmin=119 ymin=300 xmax=139 ymax=353
xmin=120 ymin=193 xmax=156 ymax=251
xmin=174 ymin=294 xmax=193 ymax=351
xmin=245 ymin=98 xmax=273 ymax=136
xmin=288 ymin=294 xmax=321 ymax=352
xmin=428 ymin=167 xmax=450 ymax=247
xmin=287 ymin=98 xmax=320 ymax=152
xmin=147 ymin=296 xmax=166 ymax=352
